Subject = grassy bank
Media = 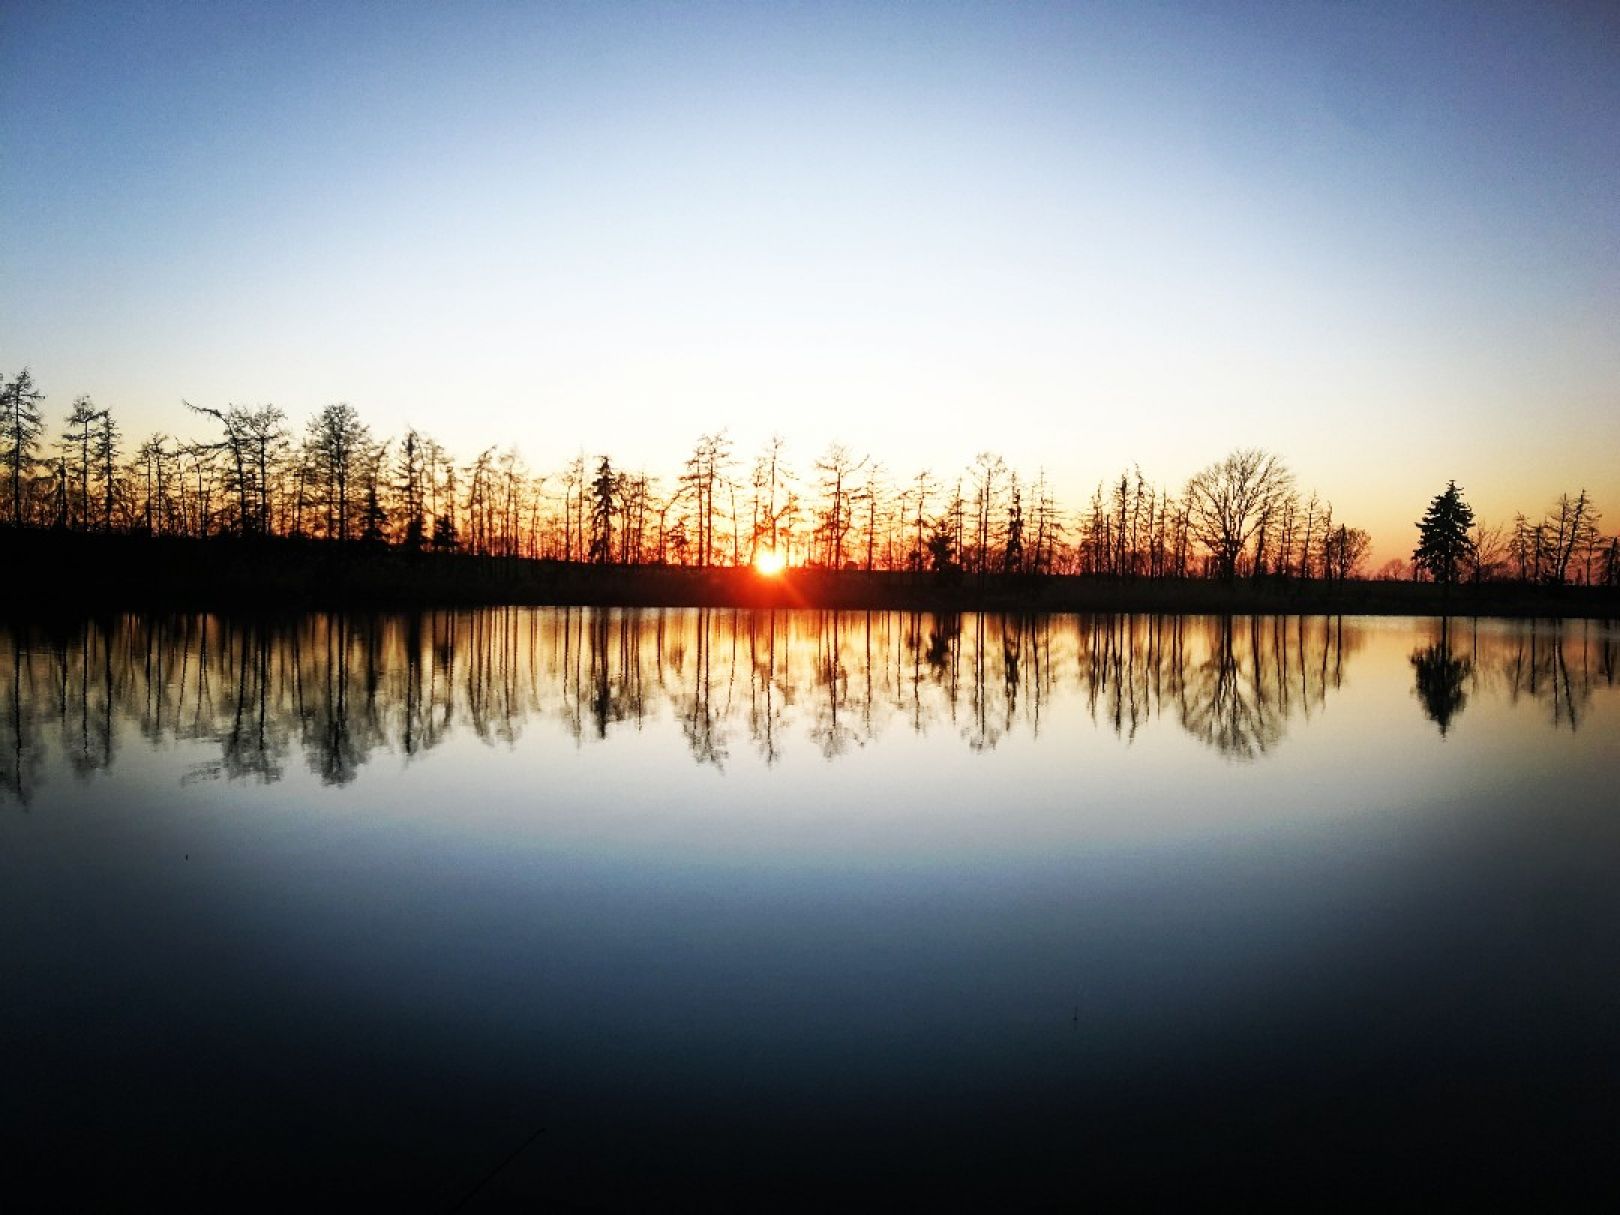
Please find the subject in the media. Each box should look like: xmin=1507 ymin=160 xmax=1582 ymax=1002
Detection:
xmin=5 ymin=530 xmax=1617 ymax=619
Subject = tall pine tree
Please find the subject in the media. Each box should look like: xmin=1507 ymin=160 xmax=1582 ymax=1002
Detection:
xmin=1413 ymin=480 xmax=1476 ymax=585
xmin=2 ymin=368 xmax=47 ymax=526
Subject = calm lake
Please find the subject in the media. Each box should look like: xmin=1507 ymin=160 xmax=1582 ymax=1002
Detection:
xmin=3 ymin=609 xmax=1617 ymax=1206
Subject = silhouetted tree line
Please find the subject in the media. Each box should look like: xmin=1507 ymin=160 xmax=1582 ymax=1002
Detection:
xmin=7 ymin=367 xmax=1614 ymax=586
xmin=1409 ymin=480 xmax=1616 ymax=588
xmin=5 ymin=608 xmax=1612 ymax=804
xmin=0 ymin=369 xmax=1315 ymax=579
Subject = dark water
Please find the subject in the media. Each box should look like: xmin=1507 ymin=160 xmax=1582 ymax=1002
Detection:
xmin=3 ymin=610 xmax=1617 ymax=1206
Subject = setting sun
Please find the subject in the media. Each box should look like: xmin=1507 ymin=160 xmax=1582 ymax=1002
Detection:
xmin=754 ymin=550 xmax=787 ymax=577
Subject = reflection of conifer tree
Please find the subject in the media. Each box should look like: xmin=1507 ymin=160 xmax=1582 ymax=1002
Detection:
xmin=1002 ymin=618 xmax=1022 ymax=717
xmin=924 ymin=616 xmax=956 ymax=674
xmin=1411 ymin=620 xmax=1473 ymax=736
xmin=590 ymin=608 xmax=613 ymax=739
xmin=620 ymin=611 xmax=647 ymax=727
xmin=921 ymin=613 xmax=961 ymax=732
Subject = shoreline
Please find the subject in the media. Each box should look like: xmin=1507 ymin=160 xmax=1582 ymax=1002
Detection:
xmin=6 ymin=530 xmax=1617 ymax=620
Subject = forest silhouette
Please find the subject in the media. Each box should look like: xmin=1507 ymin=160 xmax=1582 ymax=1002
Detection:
xmin=4 ymin=369 xmax=1618 ymax=613
xmin=4 ymin=609 xmax=1612 ymax=805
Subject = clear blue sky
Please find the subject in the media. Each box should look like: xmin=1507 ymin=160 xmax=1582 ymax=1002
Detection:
xmin=4 ymin=0 xmax=1617 ymax=558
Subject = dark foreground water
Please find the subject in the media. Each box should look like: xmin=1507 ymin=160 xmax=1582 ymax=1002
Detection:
xmin=3 ymin=610 xmax=1617 ymax=1207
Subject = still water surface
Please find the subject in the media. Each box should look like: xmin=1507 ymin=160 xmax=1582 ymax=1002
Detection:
xmin=3 ymin=610 xmax=1617 ymax=1205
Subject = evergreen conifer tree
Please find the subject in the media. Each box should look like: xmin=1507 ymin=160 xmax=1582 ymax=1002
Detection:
xmin=1413 ymin=480 xmax=1476 ymax=585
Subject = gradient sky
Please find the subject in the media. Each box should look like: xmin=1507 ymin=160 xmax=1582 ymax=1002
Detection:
xmin=4 ymin=0 xmax=1617 ymax=562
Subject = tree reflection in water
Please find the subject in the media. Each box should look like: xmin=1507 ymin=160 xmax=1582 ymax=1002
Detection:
xmin=1407 ymin=616 xmax=1613 ymax=736
xmin=1 ymin=610 xmax=1614 ymax=800
xmin=1411 ymin=619 xmax=1473 ymax=737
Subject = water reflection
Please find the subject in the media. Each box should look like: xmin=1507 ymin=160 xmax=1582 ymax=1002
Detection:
xmin=2 ymin=610 xmax=1615 ymax=801
xmin=1409 ymin=617 xmax=1616 ymax=736
xmin=1411 ymin=619 xmax=1473 ymax=736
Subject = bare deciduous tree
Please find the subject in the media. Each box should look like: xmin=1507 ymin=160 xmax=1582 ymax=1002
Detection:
xmin=1183 ymin=449 xmax=1295 ymax=580
xmin=814 ymin=443 xmax=866 ymax=569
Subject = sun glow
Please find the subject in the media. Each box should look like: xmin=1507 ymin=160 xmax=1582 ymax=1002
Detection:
xmin=754 ymin=549 xmax=787 ymax=576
